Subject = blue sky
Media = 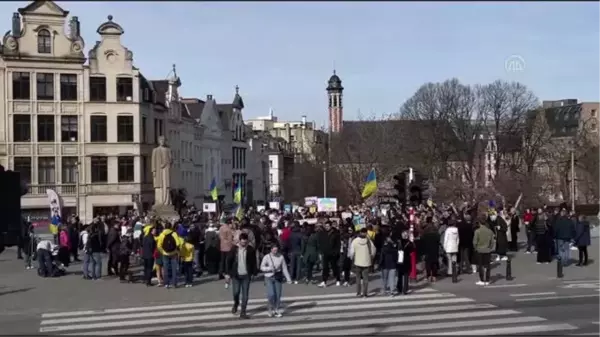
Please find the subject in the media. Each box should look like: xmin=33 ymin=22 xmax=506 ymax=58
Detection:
xmin=3 ymin=1 xmax=599 ymax=126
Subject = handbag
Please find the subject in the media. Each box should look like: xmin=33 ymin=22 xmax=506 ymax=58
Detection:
xmin=269 ymin=254 xmax=285 ymax=282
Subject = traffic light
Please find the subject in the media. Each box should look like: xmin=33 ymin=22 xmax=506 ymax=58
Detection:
xmin=393 ymin=172 xmax=406 ymax=202
xmin=393 ymin=172 xmax=406 ymax=203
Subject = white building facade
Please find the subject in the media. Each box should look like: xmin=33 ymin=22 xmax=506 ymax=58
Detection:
xmin=0 ymin=1 xmax=207 ymax=222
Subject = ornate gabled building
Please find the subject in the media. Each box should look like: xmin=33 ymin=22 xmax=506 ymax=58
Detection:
xmin=0 ymin=1 xmax=208 ymax=222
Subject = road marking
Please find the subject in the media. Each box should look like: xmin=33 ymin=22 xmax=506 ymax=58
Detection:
xmin=561 ymin=283 xmax=600 ymax=289
xmin=510 ymin=292 xmax=557 ymax=297
xmin=37 ymin=291 xmax=579 ymax=336
xmin=64 ymin=304 xmax=495 ymax=335
xmin=592 ymin=322 xmax=599 ymax=325
xmin=41 ymin=295 xmax=472 ymax=326
xmin=563 ymin=279 xmax=600 ymax=284
xmin=41 ymin=288 xmax=437 ymax=318
xmin=516 ymin=294 xmax=600 ymax=302
xmin=484 ymin=283 xmax=528 ymax=289
xmin=291 ymin=317 xmax=547 ymax=336
xmin=422 ymin=323 xmax=578 ymax=335
xmin=40 ymin=294 xmax=468 ymax=332
xmin=173 ymin=310 xmax=524 ymax=335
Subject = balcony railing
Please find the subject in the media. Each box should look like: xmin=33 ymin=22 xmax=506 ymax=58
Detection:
xmin=24 ymin=183 xmax=152 ymax=196
xmin=27 ymin=184 xmax=77 ymax=196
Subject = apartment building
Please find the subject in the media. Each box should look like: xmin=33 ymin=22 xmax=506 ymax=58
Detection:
xmin=246 ymin=108 xmax=326 ymax=162
xmin=0 ymin=1 xmax=196 ymax=221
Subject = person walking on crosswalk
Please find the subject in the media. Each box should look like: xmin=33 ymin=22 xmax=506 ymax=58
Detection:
xmin=225 ymin=233 xmax=257 ymax=319
xmin=260 ymin=242 xmax=292 ymax=317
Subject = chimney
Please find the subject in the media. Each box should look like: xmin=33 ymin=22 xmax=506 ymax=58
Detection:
xmin=69 ymin=16 xmax=80 ymax=40
xmin=12 ymin=13 xmax=20 ymax=37
xmin=301 ymin=115 xmax=307 ymax=126
xmin=269 ymin=107 xmax=274 ymax=120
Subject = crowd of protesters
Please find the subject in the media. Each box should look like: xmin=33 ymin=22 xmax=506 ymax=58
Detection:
xmin=15 ymin=199 xmax=593 ymax=317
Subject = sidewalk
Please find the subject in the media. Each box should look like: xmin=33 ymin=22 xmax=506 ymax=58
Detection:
xmin=431 ymin=238 xmax=599 ymax=292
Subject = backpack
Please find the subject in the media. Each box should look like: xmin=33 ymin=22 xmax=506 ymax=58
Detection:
xmin=162 ymin=232 xmax=177 ymax=253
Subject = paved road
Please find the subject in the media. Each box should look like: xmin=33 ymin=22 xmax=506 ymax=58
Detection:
xmin=0 ymin=234 xmax=598 ymax=335
xmin=33 ymin=286 xmax=596 ymax=335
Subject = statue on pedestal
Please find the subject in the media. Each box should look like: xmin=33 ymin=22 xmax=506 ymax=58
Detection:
xmin=151 ymin=136 xmax=173 ymax=206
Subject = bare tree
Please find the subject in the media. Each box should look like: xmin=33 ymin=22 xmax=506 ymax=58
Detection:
xmin=328 ymin=113 xmax=403 ymax=204
xmin=478 ymin=81 xmax=539 ymax=173
xmin=399 ymin=79 xmax=487 ymax=195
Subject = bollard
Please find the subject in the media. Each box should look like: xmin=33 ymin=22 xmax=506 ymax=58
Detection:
xmin=451 ymin=261 xmax=458 ymax=283
xmin=505 ymin=257 xmax=513 ymax=281
xmin=557 ymin=258 xmax=564 ymax=278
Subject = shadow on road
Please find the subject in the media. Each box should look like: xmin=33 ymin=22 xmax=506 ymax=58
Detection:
xmin=0 ymin=287 xmax=34 ymax=296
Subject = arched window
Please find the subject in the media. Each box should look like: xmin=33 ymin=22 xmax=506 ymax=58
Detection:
xmin=37 ymin=29 xmax=51 ymax=54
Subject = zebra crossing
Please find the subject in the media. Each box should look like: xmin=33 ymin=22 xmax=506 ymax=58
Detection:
xmin=38 ymin=287 xmax=579 ymax=335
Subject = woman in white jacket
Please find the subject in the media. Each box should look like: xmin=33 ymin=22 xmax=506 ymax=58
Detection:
xmin=260 ymin=242 xmax=292 ymax=318
xmin=443 ymin=223 xmax=460 ymax=276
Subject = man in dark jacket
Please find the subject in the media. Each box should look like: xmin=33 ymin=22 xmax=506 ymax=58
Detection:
xmin=553 ymin=208 xmax=575 ymax=266
xmin=302 ymin=225 xmax=319 ymax=284
xmin=317 ymin=221 xmax=341 ymax=287
xmin=106 ymin=221 xmax=121 ymax=276
xmin=457 ymin=215 xmax=475 ymax=274
xmin=225 ymin=233 xmax=257 ymax=319
xmin=142 ymin=227 xmax=157 ymax=286
xmin=288 ymin=221 xmax=303 ymax=283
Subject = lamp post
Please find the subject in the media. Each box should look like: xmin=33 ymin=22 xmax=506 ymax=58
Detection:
xmin=570 ymin=149 xmax=575 ymax=212
xmin=322 ymin=160 xmax=327 ymax=198
xmin=75 ymin=162 xmax=81 ymax=219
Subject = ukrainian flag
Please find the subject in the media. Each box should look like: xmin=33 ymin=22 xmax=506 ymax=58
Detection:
xmin=361 ymin=168 xmax=378 ymax=198
xmin=209 ymin=178 xmax=218 ymax=201
xmin=233 ymin=183 xmax=242 ymax=204
xmin=235 ymin=204 xmax=244 ymax=221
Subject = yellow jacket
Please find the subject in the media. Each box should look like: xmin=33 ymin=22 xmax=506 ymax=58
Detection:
xmin=156 ymin=229 xmax=183 ymax=256
xmin=367 ymin=230 xmax=376 ymax=240
xmin=143 ymin=224 xmax=154 ymax=236
xmin=179 ymin=242 xmax=194 ymax=262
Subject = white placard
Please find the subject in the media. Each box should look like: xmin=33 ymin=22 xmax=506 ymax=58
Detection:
xmin=341 ymin=212 xmax=353 ymax=220
xmin=304 ymin=196 xmax=318 ymax=206
xmin=257 ymin=205 xmax=266 ymax=212
xmin=317 ymin=198 xmax=337 ymax=212
xmin=269 ymin=201 xmax=280 ymax=210
xmin=203 ymin=203 xmax=217 ymax=213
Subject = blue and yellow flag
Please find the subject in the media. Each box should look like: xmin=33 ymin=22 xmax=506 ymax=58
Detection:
xmin=233 ymin=182 xmax=242 ymax=204
xmin=361 ymin=168 xmax=378 ymax=198
xmin=209 ymin=178 xmax=218 ymax=201
xmin=235 ymin=204 xmax=244 ymax=221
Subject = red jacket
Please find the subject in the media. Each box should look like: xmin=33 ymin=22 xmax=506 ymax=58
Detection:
xmin=280 ymin=227 xmax=291 ymax=244
xmin=523 ymin=212 xmax=534 ymax=224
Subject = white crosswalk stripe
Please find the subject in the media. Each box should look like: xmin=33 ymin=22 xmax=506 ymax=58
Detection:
xmin=38 ymin=287 xmax=579 ymax=335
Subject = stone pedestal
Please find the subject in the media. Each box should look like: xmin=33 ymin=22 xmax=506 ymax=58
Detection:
xmin=150 ymin=204 xmax=179 ymax=222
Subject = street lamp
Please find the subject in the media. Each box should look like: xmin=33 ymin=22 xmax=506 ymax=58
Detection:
xmin=322 ymin=160 xmax=327 ymax=198
xmin=75 ymin=161 xmax=81 ymax=219
xmin=570 ymin=146 xmax=575 ymax=212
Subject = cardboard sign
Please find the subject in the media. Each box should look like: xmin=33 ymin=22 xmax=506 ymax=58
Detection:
xmin=284 ymin=204 xmax=292 ymax=213
xmin=304 ymin=196 xmax=318 ymax=206
xmin=269 ymin=201 xmax=280 ymax=210
xmin=203 ymin=203 xmax=217 ymax=213
xmin=317 ymin=198 xmax=337 ymax=212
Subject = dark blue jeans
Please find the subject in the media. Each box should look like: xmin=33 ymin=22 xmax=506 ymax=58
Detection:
xmin=556 ymin=239 xmax=571 ymax=266
xmin=232 ymin=275 xmax=251 ymax=313
xmin=182 ymin=261 xmax=193 ymax=285
xmin=162 ymin=255 xmax=179 ymax=286
xmin=289 ymin=252 xmax=303 ymax=281
xmin=37 ymin=249 xmax=52 ymax=277
xmin=83 ymin=252 xmax=103 ymax=279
